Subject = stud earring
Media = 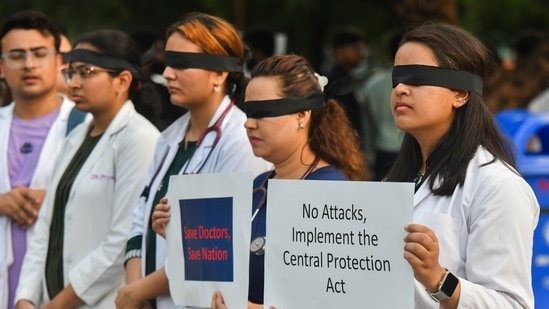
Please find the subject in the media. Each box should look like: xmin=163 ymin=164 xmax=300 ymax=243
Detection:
xmin=214 ymin=85 xmax=220 ymax=92
xmin=298 ymin=122 xmax=304 ymax=130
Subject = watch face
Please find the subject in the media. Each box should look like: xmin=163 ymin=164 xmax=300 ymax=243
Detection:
xmin=440 ymin=271 xmax=459 ymax=296
xmin=429 ymin=271 xmax=459 ymax=303
xmin=250 ymin=236 xmax=266 ymax=255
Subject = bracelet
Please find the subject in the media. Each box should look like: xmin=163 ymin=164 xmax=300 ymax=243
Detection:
xmin=124 ymin=249 xmax=142 ymax=265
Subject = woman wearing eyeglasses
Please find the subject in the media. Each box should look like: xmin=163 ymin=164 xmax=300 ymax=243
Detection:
xmin=14 ymin=29 xmax=160 ymax=309
xmin=115 ymin=12 xmax=270 ymax=309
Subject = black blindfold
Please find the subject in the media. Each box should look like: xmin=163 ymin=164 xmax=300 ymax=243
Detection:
xmin=68 ymin=49 xmax=141 ymax=77
xmin=243 ymin=92 xmax=326 ymax=118
xmin=164 ymin=51 xmax=243 ymax=72
xmin=392 ymin=65 xmax=483 ymax=95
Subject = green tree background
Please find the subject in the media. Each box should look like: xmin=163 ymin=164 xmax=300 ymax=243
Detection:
xmin=0 ymin=0 xmax=547 ymax=71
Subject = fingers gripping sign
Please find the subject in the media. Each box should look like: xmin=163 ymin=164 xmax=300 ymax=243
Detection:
xmin=152 ymin=197 xmax=171 ymax=238
xmin=403 ymin=224 xmax=446 ymax=292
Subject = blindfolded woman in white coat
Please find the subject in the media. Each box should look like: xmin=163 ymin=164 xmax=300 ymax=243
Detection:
xmin=386 ymin=23 xmax=539 ymax=308
xmin=116 ymin=12 xmax=270 ymax=309
xmin=15 ymin=29 xmax=160 ymax=309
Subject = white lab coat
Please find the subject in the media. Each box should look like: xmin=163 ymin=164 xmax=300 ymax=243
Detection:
xmin=0 ymin=96 xmax=80 ymax=309
xmin=129 ymin=96 xmax=271 ymax=309
xmin=15 ymin=101 xmax=159 ymax=308
xmin=413 ymin=146 xmax=539 ymax=308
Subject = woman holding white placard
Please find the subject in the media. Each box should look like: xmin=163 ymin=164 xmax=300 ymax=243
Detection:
xmin=386 ymin=23 xmax=539 ymax=308
xmin=153 ymin=54 xmax=368 ymax=309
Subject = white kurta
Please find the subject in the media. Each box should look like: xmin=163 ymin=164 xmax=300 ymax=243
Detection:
xmin=413 ymin=146 xmax=539 ymax=308
xmin=15 ymin=101 xmax=160 ymax=308
xmin=129 ymin=96 xmax=271 ymax=309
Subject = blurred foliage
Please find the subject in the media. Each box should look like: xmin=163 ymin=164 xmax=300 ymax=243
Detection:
xmin=0 ymin=0 xmax=547 ymax=70
xmin=459 ymin=0 xmax=548 ymax=44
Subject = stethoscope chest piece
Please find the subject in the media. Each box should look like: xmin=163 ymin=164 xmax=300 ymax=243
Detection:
xmin=250 ymin=236 xmax=266 ymax=256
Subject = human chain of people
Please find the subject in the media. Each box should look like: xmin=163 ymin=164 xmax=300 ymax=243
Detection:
xmin=0 ymin=6 xmax=543 ymax=309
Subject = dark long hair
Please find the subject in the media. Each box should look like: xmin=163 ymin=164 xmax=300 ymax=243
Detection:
xmin=251 ymin=54 xmax=368 ymax=180
xmin=384 ymin=23 xmax=516 ymax=196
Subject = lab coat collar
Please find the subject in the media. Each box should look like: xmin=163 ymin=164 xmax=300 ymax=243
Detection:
xmin=0 ymin=102 xmax=15 ymax=119
xmin=64 ymin=100 xmax=136 ymax=193
xmin=65 ymin=100 xmax=135 ymax=147
xmin=414 ymin=176 xmax=431 ymax=206
xmin=413 ymin=175 xmax=443 ymax=207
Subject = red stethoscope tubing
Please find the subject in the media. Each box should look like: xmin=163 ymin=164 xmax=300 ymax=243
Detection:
xmin=181 ymin=100 xmax=234 ymax=174
xmin=140 ymin=100 xmax=234 ymax=201
xmin=195 ymin=100 xmax=234 ymax=148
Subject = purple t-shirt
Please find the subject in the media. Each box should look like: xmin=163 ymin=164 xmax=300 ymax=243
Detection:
xmin=7 ymin=108 xmax=59 ymax=309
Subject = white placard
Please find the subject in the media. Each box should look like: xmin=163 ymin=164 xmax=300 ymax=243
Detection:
xmin=264 ymin=180 xmax=414 ymax=308
xmin=166 ymin=172 xmax=253 ymax=308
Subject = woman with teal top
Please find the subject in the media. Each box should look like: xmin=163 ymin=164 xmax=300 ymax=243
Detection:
xmin=117 ymin=12 xmax=270 ymax=309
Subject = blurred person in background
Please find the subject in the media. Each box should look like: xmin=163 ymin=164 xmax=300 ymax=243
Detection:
xmin=484 ymin=28 xmax=549 ymax=113
xmin=242 ymin=27 xmax=275 ymax=76
xmin=56 ymin=29 xmax=71 ymax=96
xmin=324 ymin=26 xmax=368 ymax=145
xmin=359 ymin=32 xmax=403 ymax=180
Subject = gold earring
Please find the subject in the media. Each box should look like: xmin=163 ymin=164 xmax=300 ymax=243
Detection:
xmin=298 ymin=122 xmax=304 ymax=130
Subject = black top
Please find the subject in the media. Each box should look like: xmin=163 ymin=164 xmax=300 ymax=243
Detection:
xmin=45 ymin=133 xmax=103 ymax=299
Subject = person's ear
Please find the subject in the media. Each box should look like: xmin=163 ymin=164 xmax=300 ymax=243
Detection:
xmin=453 ymin=90 xmax=470 ymax=108
xmin=116 ymin=70 xmax=133 ymax=94
xmin=212 ymin=70 xmax=230 ymax=91
xmin=296 ymin=110 xmax=311 ymax=130
xmin=297 ymin=110 xmax=312 ymax=121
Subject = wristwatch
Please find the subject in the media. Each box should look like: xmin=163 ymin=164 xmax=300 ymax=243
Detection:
xmin=428 ymin=269 xmax=459 ymax=302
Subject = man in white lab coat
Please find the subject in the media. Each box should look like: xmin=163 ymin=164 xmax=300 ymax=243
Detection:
xmin=0 ymin=10 xmax=84 ymax=309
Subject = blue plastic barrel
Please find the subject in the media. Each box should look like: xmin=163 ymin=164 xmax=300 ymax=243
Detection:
xmin=495 ymin=109 xmax=549 ymax=308
xmin=496 ymin=109 xmax=549 ymax=205
xmin=533 ymin=214 xmax=549 ymax=308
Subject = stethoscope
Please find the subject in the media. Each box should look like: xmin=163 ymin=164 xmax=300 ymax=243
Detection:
xmin=139 ymin=100 xmax=234 ymax=202
xmin=250 ymin=156 xmax=320 ymax=256
xmin=180 ymin=100 xmax=234 ymax=174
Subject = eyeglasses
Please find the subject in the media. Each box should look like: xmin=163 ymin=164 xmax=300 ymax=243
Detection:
xmin=61 ymin=66 xmax=118 ymax=84
xmin=1 ymin=48 xmax=57 ymax=68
